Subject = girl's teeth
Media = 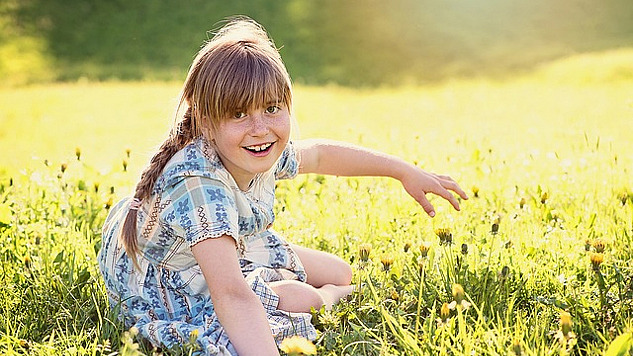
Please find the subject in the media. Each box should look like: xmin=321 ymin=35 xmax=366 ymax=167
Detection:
xmin=246 ymin=143 xmax=272 ymax=152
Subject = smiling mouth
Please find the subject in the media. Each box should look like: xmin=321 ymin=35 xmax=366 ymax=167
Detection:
xmin=243 ymin=142 xmax=274 ymax=153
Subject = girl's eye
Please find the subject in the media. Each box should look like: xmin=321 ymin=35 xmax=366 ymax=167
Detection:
xmin=233 ymin=111 xmax=247 ymax=119
xmin=265 ymin=106 xmax=280 ymax=114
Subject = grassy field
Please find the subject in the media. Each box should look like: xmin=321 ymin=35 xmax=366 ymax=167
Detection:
xmin=1 ymin=51 xmax=632 ymax=355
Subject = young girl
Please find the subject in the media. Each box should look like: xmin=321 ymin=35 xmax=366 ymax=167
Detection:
xmin=98 ymin=18 xmax=467 ymax=356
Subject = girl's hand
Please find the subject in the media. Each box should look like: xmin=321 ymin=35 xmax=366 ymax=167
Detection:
xmin=399 ymin=165 xmax=468 ymax=217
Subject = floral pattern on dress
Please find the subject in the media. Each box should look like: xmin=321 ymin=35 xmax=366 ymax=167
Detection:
xmin=98 ymin=137 xmax=314 ymax=356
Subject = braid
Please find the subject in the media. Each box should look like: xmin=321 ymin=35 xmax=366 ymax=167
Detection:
xmin=120 ymin=107 xmax=196 ymax=268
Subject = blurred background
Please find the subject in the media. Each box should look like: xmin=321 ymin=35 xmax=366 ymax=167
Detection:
xmin=1 ymin=0 xmax=632 ymax=86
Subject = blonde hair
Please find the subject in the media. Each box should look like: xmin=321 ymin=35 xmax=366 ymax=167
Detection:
xmin=121 ymin=17 xmax=293 ymax=265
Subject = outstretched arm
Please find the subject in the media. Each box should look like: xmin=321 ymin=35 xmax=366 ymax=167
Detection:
xmin=192 ymin=236 xmax=280 ymax=356
xmin=296 ymin=139 xmax=468 ymax=217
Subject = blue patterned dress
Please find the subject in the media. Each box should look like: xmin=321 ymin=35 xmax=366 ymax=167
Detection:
xmin=98 ymin=137 xmax=316 ymax=355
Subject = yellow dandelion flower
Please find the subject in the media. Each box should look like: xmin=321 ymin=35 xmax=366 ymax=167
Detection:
xmin=60 ymin=162 xmax=68 ymax=173
xmin=592 ymin=239 xmax=606 ymax=253
xmin=452 ymin=283 xmax=465 ymax=304
xmin=358 ymin=243 xmax=372 ymax=262
xmin=125 ymin=147 xmax=132 ymax=158
xmin=380 ymin=253 xmax=394 ymax=271
xmin=440 ymin=302 xmax=450 ymax=322
xmin=419 ymin=241 xmax=431 ymax=258
xmin=560 ymin=311 xmax=572 ymax=336
xmin=590 ymin=253 xmax=604 ymax=271
xmin=519 ymin=197 xmax=526 ymax=209
xmin=471 ymin=185 xmax=479 ymax=198
xmin=584 ymin=239 xmax=592 ymax=251
xmin=280 ymin=336 xmax=317 ymax=355
xmin=122 ymin=159 xmax=129 ymax=172
xmin=403 ymin=242 xmax=411 ymax=253
xmin=540 ymin=191 xmax=548 ymax=204
xmin=435 ymin=228 xmax=453 ymax=245
xmin=75 ymin=147 xmax=81 ymax=160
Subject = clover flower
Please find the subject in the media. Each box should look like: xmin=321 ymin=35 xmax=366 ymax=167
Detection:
xmin=280 ymin=336 xmax=317 ymax=355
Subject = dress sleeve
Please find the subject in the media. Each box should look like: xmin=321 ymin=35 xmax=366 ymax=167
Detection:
xmin=274 ymin=141 xmax=300 ymax=180
xmin=159 ymin=176 xmax=239 ymax=247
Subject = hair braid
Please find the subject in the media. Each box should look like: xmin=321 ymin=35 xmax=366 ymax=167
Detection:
xmin=120 ymin=107 xmax=196 ymax=268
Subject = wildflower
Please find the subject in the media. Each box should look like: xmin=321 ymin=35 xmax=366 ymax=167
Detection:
xmin=540 ymin=191 xmax=548 ymax=204
xmin=110 ymin=186 xmax=115 ymax=194
xmin=461 ymin=243 xmax=468 ymax=255
xmin=419 ymin=241 xmax=431 ymax=258
xmin=499 ymin=265 xmax=510 ymax=281
xmin=584 ymin=239 xmax=592 ymax=251
xmin=358 ymin=243 xmax=372 ymax=262
xmin=94 ymin=182 xmax=100 ymax=193
xmin=380 ymin=253 xmax=394 ymax=272
xmin=512 ymin=338 xmax=522 ymax=356
xmin=390 ymin=289 xmax=400 ymax=302
xmin=403 ymin=241 xmax=411 ymax=253
xmin=122 ymin=159 xmax=128 ymax=172
xmin=448 ymin=283 xmax=471 ymax=311
xmin=417 ymin=256 xmax=426 ymax=274
xmin=590 ymin=253 xmax=604 ymax=271
xmin=440 ymin=302 xmax=450 ymax=323
xmin=44 ymin=159 xmax=49 ymax=166
xmin=126 ymin=147 xmax=132 ymax=158
xmin=435 ymin=228 xmax=453 ymax=245
xmin=188 ymin=328 xmax=200 ymax=344
xmin=519 ymin=197 xmax=526 ymax=209
xmin=105 ymin=197 xmax=113 ymax=210
xmin=75 ymin=147 xmax=81 ymax=160
xmin=592 ymin=239 xmax=606 ymax=253
xmin=24 ymin=255 xmax=31 ymax=268
xmin=452 ymin=283 xmax=465 ymax=303
xmin=560 ymin=311 xmax=572 ymax=337
xmin=279 ymin=336 xmax=317 ymax=355
xmin=471 ymin=185 xmax=479 ymax=198
xmin=60 ymin=162 xmax=68 ymax=173
xmin=491 ymin=222 xmax=499 ymax=234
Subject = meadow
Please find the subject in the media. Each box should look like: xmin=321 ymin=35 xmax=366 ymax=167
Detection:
xmin=1 ymin=50 xmax=633 ymax=355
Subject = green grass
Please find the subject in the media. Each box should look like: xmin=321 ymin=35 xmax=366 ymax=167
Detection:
xmin=1 ymin=51 xmax=633 ymax=355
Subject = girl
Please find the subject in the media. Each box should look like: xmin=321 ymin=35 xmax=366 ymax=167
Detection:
xmin=98 ymin=17 xmax=467 ymax=356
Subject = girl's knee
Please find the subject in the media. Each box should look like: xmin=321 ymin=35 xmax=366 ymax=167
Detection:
xmin=271 ymin=281 xmax=325 ymax=313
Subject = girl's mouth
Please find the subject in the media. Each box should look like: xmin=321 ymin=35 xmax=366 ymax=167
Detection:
xmin=243 ymin=142 xmax=274 ymax=155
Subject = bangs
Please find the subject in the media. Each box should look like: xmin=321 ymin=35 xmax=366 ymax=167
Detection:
xmin=195 ymin=41 xmax=292 ymax=126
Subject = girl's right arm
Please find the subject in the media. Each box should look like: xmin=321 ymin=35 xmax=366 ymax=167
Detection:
xmin=192 ymin=235 xmax=280 ymax=356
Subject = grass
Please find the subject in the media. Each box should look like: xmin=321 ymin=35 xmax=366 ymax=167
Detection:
xmin=1 ymin=51 xmax=633 ymax=355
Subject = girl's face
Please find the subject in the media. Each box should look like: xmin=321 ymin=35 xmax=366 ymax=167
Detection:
xmin=211 ymin=103 xmax=291 ymax=190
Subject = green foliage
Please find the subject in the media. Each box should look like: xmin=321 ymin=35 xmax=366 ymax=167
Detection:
xmin=1 ymin=71 xmax=633 ymax=354
xmin=2 ymin=0 xmax=633 ymax=85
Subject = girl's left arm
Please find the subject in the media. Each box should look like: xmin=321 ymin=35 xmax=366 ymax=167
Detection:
xmin=295 ymin=139 xmax=468 ymax=217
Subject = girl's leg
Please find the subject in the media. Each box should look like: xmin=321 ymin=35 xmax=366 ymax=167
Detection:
xmin=270 ymin=280 xmax=354 ymax=313
xmin=290 ymin=244 xmax=353 ymax=287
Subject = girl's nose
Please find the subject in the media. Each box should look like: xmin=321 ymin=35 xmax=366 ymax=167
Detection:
xmin=249 ymin=113 xmax=268 ymax=136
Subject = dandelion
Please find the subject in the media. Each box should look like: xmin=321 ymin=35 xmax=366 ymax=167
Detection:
xmin=358 ymin=243 xmax=372 ymax=262
xmin=390 ymin=289 xmax=400 ymax=302
xmin=471 ymin=185 xmax=479 ymax=198
xmin=512 ymin=338 xmax=522 ymax=356
xmin=590 ymin=253 xmax=604 ymax=271
xmin=560 ymin=311 xmax=572 ymax=337
xmin=279 ymin=336 xmax=317 ymax=355
xmin=440 ymin=302 xmax=450 ymax=323
xmin=419 ymin=241 xmax=431 ymax=258
xmin=24 ymin=255 xmax=31 ymax=268
xmin=122 ymin=159 xmax=129 ymax=172
xmin=60 ymin=162 xmax=68 ymax=173
xmin=448 ymin=283 xmax=471 ymax=311
xmin=499 ymin=265 xmax=510 ymax=281
xmin=403 ymin=241 xmax=411 ymax=253
xmin=126 ymin=147 xmax=132 ymax=158
xmin=105 ymin=197 xmax=113 ymax=210
xmin=461 ymin=243 xmax=468 ymax=255
xmin=75 ymin=147 xmax=81 ymax=160
xmin=188 ymin=328 xmax=200 ymax=344
xmin=584 ymin=239 xmax=592 ymax=251
xmin=592 ymin=239 xmax=606 ymax=253
xmin=435 ymin=228 xmax=453 ymax=245
xmin=94 ymin=182 xmax=100 ymax=193
xmin=540 ymin=191 xmax=548 ymax=204
xmin=380 ymin=253 xmax=394 ymax=272
xmin=519 ymin=197 xmax=526 ymax=209
xmin=491 ymin=222 xmax=499 ymax=234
